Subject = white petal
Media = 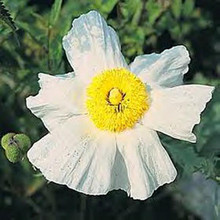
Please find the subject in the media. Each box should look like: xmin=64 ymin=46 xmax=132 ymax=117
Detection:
xmin=143 ymin=85 xmax=214 ymax=142
xmin=26 ymin=73 xmax=87 ymax=132
xmin=28 ymin=115 xmax=118 ymax=195
xmin=130 ymin=46 xmax=190 ymax=88
xmin=116 ymin=126 xmax=177 ymax=200
xmin=63 ymin=10 xmax=128 ymax=84
xmin=110 ymin=147 xmax=130 ymax=192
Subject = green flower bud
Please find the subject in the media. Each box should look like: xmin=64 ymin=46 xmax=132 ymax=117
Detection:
xmin=14 ymin=134 xmax=31 ymax=153
xmin=1 ymin=133 xmax=31 ymax=163
xmin=5 ymin=145 xmax=23 ymax=163
xmin=1 ymin=133 xmax=16 ymax=150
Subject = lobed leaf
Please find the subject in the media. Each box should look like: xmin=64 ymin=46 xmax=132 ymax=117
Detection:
xmin=0 ymin=0 xmax=16 ymax=31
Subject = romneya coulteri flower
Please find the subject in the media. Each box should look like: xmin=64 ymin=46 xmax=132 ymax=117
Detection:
xmin=26 ymin=11 xmax=214 ymax=200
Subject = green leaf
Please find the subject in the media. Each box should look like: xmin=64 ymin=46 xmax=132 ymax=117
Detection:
xmin=49 ymin=0 xmax=63 ymax=27
xmin=16 ymin=20 xmax=46 ymax=44
xmin=120 ymin=0 xmax=143 ymax=25
xmin=48 ymin=33 xmax=64 ymax=72
xmin=166 ymin=144 xmax=206 ymax=174
xmin=171 ymin=0 xmax=182 ymax=19
xmin=182 ymin=0 xmax=195 ymax=17
xmin=0 ymin=0 xmax=16 ymax=32
xmin=0 ymin=0 xmax=19 ymax=45
xmin=146 ymin=0 xmax=163 ymax=25
xmin=156 ymin=12 xmax=175 ymax=33
xmin=194 ymin=88 xmax=220 ymax=153
xmin=47 ymin=5 xmax=73 ymax=72
xmin=91 ymin=0 xmax=118 ymax=16
xmin=163 ymin=135 xmax=217 ymax=180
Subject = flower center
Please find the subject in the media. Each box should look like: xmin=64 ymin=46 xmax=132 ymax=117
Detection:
xmin=108 ymin=88 xmax=123 ymax=105
xmin=86 ymin=68 xmax=149 ymax=132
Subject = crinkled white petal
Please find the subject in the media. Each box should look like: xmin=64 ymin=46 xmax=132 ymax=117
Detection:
xmin=130 ymin=46 xmax=190 ymax=89
xmin=26 ymin=73 xmax=87 ymax=131
xmin=143 ymin=85 xmax=214 ymax=142
xmin=62 ymin=10 xmax=128 ymax=84
xmin=116 ymin=126 xmax=177 ymax=200
xmin=28 ymin=115 xmax=118 ymax=195
xmin=110 ymin=147 xmax=130 ymax=192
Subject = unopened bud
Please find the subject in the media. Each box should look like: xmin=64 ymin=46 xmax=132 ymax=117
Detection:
xmin=5 ymin=145 xmax=23 ymax=163
xmin=13 ymin=134 xmax=31 ymax=153
xmin=1 ymin=133 xmax=16 ymax=150
xmin=1 ymin=133 xmax=31 ymax=163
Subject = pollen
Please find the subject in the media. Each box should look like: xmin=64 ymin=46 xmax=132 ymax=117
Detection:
xmin=86 ymin=68 xmax=149 ymax=132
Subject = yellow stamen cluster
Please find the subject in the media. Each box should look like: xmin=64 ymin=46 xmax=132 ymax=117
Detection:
xmin=86 ymin=68 xmax=149 ymax=132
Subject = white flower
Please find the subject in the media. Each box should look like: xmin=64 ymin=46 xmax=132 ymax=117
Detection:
xmin=26 ymin=11 xmax=214 ymax=200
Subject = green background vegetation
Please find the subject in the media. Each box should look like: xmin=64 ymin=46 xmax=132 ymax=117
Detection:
xmin=0 ymin=0 xmax=219 ymax=219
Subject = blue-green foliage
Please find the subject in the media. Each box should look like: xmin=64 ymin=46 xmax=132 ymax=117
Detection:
xmin=0 ymin=0 xmax=219 ymax=219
